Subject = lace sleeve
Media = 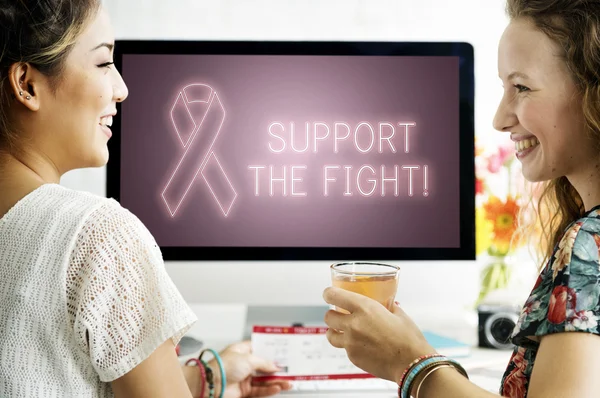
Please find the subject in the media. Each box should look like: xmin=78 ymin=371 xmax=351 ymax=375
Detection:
xmin=66 ymin=201 xmax=197 ymax=382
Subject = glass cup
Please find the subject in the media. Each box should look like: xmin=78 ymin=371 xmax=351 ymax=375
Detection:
xmin=330 ymin=262 xmax=400 ymax=313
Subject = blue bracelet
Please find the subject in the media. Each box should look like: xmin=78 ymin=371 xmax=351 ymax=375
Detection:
xmin=200 ymin=349 xmax=227 ymax=398
xmin=400 ymin=357 xmax=440 ymax=398
xmin=400 ymin=356 xmax=468 ymax=398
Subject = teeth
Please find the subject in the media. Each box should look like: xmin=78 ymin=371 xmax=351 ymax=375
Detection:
xmin=100 ymin=116 xmax=113 ymax=127
xmin=515 ymin=137 xmax=539 ymax=152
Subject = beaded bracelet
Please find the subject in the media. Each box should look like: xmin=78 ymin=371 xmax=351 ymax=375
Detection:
xmin=185 ymin=358 xmax=206 ymax=398
xmin=414 ymin=364 xmax=452 ymax=398
xmin=405 ymin=361 xmax=454 ymax=398
xmin=202 ymin=359 xmax=216 ymax=398
xmin=397 ymin=353 xmax=443 ymax=395
xmin=400 ymin=356 xmax=469 ymax=398
xmin=400 ymin=357 xmax=448 ymax=398
xmin=200 ymin=349 xmax=226 ymax=398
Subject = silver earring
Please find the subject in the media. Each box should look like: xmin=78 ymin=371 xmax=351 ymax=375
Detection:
xmin=25 ymin=95 xmax=31 ymax=100
xmin=19 ymin=91 xmax=23 ymax=96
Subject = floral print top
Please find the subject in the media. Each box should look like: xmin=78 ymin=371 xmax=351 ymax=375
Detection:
xmin=499 ymin=206 xmax=600 ymax=397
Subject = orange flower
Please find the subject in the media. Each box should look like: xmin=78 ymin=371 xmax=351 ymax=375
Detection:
xmin=483 ymin=195 xmax=520 ymax=249
xmin=475 ymin=145 xmax=485 ymax=157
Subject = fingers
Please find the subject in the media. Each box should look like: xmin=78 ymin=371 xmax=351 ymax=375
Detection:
xmin=323 ymin=287 xmax=365 ymax=313
xmin=392 ymin=302 xmax=407 ymax=318
xmin=248 ymin=354 xmax=280 ymax=373
xmin=326 ymin=327 xmax=345 ymax=348
xmin=236 ymin=340 xmax=253 ymax=354
xmin=225 ymin=340 xmax=252 ymax=354
xmin=249 ymin=384 xmax=287 ymax=397
xmin=323 ymin=309 xmax=348 ymax=331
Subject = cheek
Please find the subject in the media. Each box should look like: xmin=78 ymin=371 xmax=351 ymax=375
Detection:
xmin=517 ymin=102 xmax=548 ymax=134
xmin=518 ymin=102 xmax=571 ymax=146
xmin=550 ymin=106 xmax=586 ymax=151
xmin=90 ymin=80 xmax=113 ymax=109
xmin=72 ymin=74 xmax=112 ymax=113
xmin=71 ymin=85 xmax=113 ymax=135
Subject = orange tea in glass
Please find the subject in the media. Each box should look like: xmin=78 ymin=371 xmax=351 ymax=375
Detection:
xmin=330 ymin=262 xmax=400 ymax=313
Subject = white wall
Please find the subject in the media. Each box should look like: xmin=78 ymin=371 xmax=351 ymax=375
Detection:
xmin=61 ymin=0 xmax=529 ymax=329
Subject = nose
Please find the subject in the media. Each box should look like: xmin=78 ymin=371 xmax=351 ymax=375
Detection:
xmin=112 ymin=69 xmax=129 ymax=103
xmin=493 ymin=93 xmax=518 ymax=133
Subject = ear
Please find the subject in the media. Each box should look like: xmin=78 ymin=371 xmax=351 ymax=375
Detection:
xmin=7 ymin=63 xmax=41 ymax=112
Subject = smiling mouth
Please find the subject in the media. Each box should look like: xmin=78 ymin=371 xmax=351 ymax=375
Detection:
xmin=100 ymin=115 xmax=113 ymax=128
xmin=515 ymin=137 xmax=539 ymax=152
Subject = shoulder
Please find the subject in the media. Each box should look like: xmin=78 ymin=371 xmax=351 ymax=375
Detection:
xmin=42 ymin=184 xmax=156 ymax=244
xmin=25 ymin=183 xmax=162 ymax=273
xmin=0 ymin=183 xmax=138 ymax=249
xmin=83 ymin=195 xmax=148 ymax=232
xmin=513 ymin=215 xmax=600 ymax=341
xmin=3 ymin=183 xmax=111 ymax=222
xmin=25 ymin=183 xmax=122 ymax=228
xmin=550 ymin=216 xmax=600 ymax=283
xmin=75 ymin=194 xmax=160 ymax=257
xmin=40 ymin=183 xmax=112 ymax=209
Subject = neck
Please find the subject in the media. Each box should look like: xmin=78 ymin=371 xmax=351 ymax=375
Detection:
xmin=568 ymin=161 xmax=600 ymax=212
xmin=0 ymin=148 xmax=61 ymax=186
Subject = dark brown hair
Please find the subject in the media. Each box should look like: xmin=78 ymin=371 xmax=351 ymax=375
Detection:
xmin=508 ymin=0 xmax=600 ymax=266
xmin=0 ymin=0 xmax=100 ymax=150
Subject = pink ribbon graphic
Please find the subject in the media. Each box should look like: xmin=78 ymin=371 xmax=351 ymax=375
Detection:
xmin=161 ymin=84 xmax=237 ymax=217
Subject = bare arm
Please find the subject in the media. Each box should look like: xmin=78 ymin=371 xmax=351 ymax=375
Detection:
xmin=416 ymin=332 xmax=600 ymax=398
xmin=527 ymin=332 xmax=600 ymax=397
xmin=111 ymin=339 xmax=195 ymax=398
xmin=409 ymin=366 xmax=500 ymax=398
xmin=181 ymin=357 xmax=222 ymax=398
xmin=182 ymin=363 xmax=203 ymax=398
xmin=112 ymin=339 xmax=288 ymax=398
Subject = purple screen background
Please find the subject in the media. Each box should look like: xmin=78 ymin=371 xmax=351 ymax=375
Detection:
xmin=119 ymin=55 xmax=460 ymax=248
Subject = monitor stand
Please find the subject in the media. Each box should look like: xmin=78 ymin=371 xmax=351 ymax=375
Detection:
xmin=242 ymin=305 xmax=331 ymax=339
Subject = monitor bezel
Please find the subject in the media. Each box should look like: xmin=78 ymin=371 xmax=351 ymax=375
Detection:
xmin=108 ymin=40 xmax=475 ymax=261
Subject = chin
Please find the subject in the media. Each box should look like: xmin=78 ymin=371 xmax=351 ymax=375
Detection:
xmin=87 ymin=147 xmax=110 ymax=168
xmin=522 ymin=174 xmax=544 ymax=183
xmin=96 ymin=153 xmax=109 ymax=168
xmin=521 ymin=167 xmax=554 ymax=184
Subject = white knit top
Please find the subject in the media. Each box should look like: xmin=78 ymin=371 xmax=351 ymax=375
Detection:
xmin=0 ymin=183 xmax=198 ymax=397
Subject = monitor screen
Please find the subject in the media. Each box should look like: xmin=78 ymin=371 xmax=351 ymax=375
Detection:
xmin=108 ymin=41 xmax=475 ymax=261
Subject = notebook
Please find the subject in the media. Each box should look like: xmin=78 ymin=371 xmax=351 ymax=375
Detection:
xmin=422 ymin=330 xmax=471 ymax=358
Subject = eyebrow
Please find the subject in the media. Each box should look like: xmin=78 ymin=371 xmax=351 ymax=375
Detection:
xmin=90 ymin=42 xmax=115 ymax=52
xmin=507 ymin=71 xmax=529 ymax=80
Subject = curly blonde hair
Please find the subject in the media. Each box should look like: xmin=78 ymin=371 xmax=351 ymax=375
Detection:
xmin=507 ymin=0 xmax=600 ymax=268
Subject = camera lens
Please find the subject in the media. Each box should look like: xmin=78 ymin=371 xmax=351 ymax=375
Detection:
xmin=490 ymin=318 xmax=515 ymax=344
xmin=484 ymin=312 xmax=518 ymax=350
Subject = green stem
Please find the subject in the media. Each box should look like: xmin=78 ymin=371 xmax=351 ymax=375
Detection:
xmin=476 ymin=257 xmax=511 ymax=306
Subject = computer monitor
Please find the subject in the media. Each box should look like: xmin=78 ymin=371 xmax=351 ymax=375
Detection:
xmin=107 ymin=40 xmax=475 ymax=262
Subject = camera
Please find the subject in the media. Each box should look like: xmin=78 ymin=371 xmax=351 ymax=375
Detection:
xmin=477 ymin=304 xmax=520 ymax=350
